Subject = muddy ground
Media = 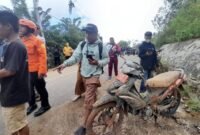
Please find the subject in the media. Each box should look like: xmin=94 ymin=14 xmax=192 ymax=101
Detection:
xmin=29 ymin=80 xmax=200 ymax=135
xmin=1 ymin=56 xmax=199 ymax=135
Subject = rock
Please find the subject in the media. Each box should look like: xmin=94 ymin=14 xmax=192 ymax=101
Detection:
xmin=159 ymin=39 xmax=200 ymax=88
xmin=182 ymin=97 xmax=189 ymax=101
xmin=197 ymin=84 xmax=200 ymax=91
xmin=183 ymin=104 xmax=188 ymax=109
xmin=185 ymin=108 xmax=192 ymax=113
xmin=181 ymin=98 xmax=185 ymax=103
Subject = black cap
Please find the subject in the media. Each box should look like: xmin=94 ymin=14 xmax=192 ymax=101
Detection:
xmin=82 ymin=23 xmax=98 ymax=33
xmin=145 ymin=31 xmax=152 ymax=37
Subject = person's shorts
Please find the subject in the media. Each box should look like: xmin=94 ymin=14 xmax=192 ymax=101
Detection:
xmin=83 ymin=76 xmax=101 ymax=110
xmin=2 ymin=104 xmax=28 ymax=134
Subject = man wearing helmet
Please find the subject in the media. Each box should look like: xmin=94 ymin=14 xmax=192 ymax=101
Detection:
xmin=19 ymin=19 xmax=51 ymax=117
xmin=138 ymin=31 xmax=158 ymax=92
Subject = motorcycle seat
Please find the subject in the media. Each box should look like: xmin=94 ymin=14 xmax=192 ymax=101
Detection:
xmin=146 ymin=71 xmax=181 ymax=88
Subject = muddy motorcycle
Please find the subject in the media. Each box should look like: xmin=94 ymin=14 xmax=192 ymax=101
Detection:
xmin=86 ymin=60 xmax=186 ymax=135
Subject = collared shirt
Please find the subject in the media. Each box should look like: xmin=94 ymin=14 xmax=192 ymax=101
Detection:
xmin=21 ymin=34 xmax=47 ymax=74
xmin=63 ymin=39 xmax=109 ymax=78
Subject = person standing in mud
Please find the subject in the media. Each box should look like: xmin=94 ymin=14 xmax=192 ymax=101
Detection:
xmin=55 ymin=23 xmax=109 ymax=135
xmin=72 ymin=36 xmax=104 ymax=102
xmin=138 ymin=31 xmax=158 ymax=92
xmin=107 ymin=37 xmax=122 ymax=80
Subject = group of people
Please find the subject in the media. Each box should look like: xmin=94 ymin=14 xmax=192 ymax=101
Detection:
xmin=53 ymin=43 xmax=74 ymax=66
xmin=0 ymin=10 xmax=157 ymax=135
xmin=0 ymin=10 xmax=50 ymax=135
xmin=54 ymin=24 xmax=157 ymax=135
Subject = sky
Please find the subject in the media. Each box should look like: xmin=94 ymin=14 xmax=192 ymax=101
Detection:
xmin=1 ymin=0 xmax=163 ymax=43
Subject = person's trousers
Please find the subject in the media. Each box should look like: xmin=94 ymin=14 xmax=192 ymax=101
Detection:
xmin=75 ymin=66 xmax=85 ymax=95
xmin=83 ymin=76 xmax=101 ymax=110
xmin=29 ymin=72 xmax=50 ymax=107
xmin=54 ymin=57 xmax=61 ymax=66
xmin=108 ymin=57 xmax=118 ymax=77
xmin=140 ymin=70 xmax=152 ymax=93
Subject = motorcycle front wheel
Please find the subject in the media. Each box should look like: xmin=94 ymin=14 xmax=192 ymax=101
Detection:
xmin=86 ymin=102 xmax=124 ymax=135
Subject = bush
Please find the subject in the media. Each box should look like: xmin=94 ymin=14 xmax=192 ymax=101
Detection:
xmin=153 ymin=0 xmax=200 ymax=47
xmin=45 ymin=26 xmax=84 ymax=68
xmin=181 ymin=85 xmax=200 ymax=112
xmin=187 ymin=97 xmax=200 ymax=112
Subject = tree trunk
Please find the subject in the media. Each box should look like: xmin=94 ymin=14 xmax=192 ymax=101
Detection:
xmin=33 ymin=0 xmax=45 ymax=39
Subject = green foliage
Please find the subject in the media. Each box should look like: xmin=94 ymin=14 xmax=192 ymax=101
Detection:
xmin=11 ymin=0 xmax=31 ymax=19
xmin=45 ymin=25 xmax=84 ymax=49
xmin=10 ymin=0 xmax=52 ymax=30
xmin=153 ymin=0 xmax=200 ymax=47
xmin=181 ymin=85 xmax=200 ymax=112
xmin=118 ymin=40 xmax=129 ymax=48
xmin=152 ymin=0 xmax=185 ymax=31
xmin=45 ymin=24 xmax=84 ymax=68
xmin=9 ymin=0 xmax=84 ymax=67
xmin=32 ymin=7 xmax=52 ymax=30
xmin=187 ymin=97 xmax=200 ymax=112
xmin=181 ymin=85 xmax=191 ymax=97
xmin=57 ymin=17 xmax=82 ymax=32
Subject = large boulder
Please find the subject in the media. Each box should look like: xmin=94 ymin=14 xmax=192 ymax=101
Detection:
xmin=159 ymin=39 xmax=200 ymax=86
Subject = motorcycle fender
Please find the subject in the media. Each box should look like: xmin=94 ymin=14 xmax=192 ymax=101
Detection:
xmin=93 ymin=94 xmax=118 ymax=108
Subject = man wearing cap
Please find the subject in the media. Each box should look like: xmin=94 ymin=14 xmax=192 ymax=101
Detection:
xmin=55 ymin=23 xmax=109 ymax=134
xmin=138 ymin=31 xmax=158 ymax=92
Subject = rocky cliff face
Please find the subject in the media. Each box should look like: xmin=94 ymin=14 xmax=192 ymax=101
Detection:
xmin=159 ymin=39 xmax=200 ymax=87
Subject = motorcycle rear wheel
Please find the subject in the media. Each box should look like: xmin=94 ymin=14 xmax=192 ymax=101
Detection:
xmin=86 ymin=102 xmax=124 ymax=135
xmin=159 ymin=90 xmax=181 ymax=116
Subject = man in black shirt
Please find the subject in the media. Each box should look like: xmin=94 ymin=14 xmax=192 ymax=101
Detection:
xmin=0 ymin=10 xmax=30 ymax=135
xmin=138 ymin=31 xmax=158 ymax=93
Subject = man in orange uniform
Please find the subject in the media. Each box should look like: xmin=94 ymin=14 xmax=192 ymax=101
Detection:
xmin=19 ymin=19 xmax=51 ymax=117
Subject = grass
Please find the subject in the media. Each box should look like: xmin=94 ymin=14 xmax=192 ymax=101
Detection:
xmin=187 ymin=97 xmax=200 ymax=112
xmin=181 ymin=84 xmax=200 ymax=112
xmin=181 ymin=84 xmax=191 ymax=97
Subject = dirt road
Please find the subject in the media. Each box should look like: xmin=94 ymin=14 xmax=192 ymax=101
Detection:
xmin=0 ymin=64 xmax=79 ymax=135
xmin=0 ymin=54 xmax=120 ymax=135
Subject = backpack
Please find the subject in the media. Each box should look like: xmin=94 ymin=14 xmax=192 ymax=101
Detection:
xmin=80 ymin=41 xmax=104 ymax=73
xmin=80 ymin=41 xmax=103 ymax=59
